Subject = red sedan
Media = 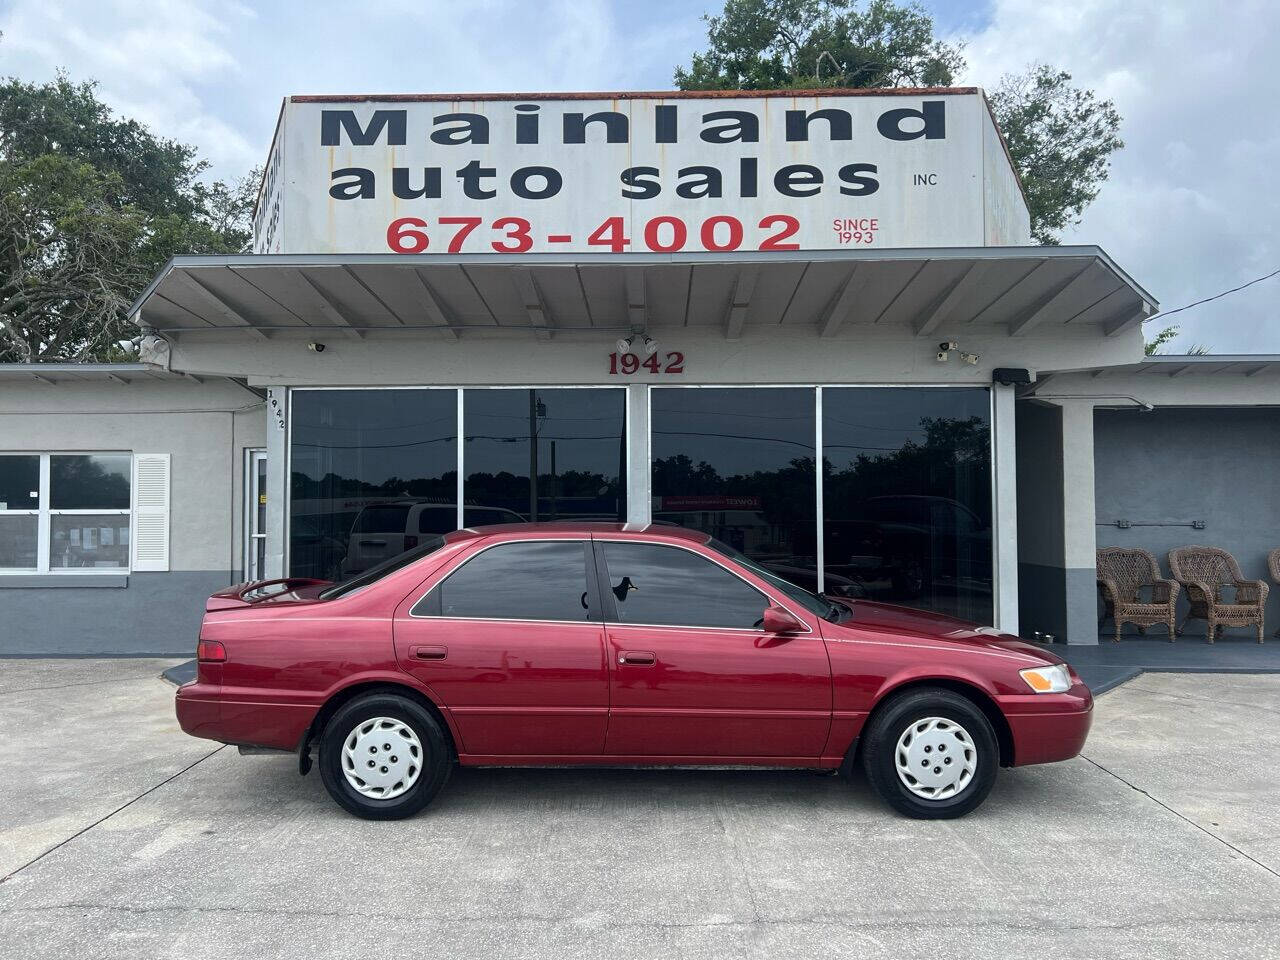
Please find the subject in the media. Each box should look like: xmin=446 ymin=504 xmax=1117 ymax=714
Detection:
xmin=176 ymin=523 xmax=1091 ymax=820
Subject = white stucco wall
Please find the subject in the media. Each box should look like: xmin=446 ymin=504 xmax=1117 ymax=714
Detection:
xmin=0 ymin=377 xmax=265 ymax=574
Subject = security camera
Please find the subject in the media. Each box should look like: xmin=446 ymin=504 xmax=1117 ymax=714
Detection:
xmin=307 ymin=341 xmax=326 ymax=353
xmin=939 ymin=341 xmax=958 ymax=351
xmin=936 ymin=350 xmax=949 ymax=362
xmin=961 ymin=352 xmax=980 ymax=365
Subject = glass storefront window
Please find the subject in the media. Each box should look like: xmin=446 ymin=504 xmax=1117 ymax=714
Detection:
xmin=822 ymin=388 xmax=992 ymax=622
xmin=290 ymin=389 xmax=458 ymax=580
xmin=463 ymin=388 xmax=625 ymax=525
xmin=651 ymin=387 xmax=817 ymax=592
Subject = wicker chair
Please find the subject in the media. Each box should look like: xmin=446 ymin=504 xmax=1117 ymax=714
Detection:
xmin=1096 ymin=547 xmax=1179 ymax=643
xmin=1269 ymin=548 xmax=1280 ymax=638
xmin=1168 ymin=546 xmax=1269 ymax=643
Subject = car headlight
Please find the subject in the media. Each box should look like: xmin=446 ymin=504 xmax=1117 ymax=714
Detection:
xmin=1019 ymin=663 xmax=1071 ymax=693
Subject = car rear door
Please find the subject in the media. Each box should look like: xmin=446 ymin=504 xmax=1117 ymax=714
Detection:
xmin=594 ymin=538 xmax=832 ymax=760
xmin=393 ymin=537 xmax=609 ymax=758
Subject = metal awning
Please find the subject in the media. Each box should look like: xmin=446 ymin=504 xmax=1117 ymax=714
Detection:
xmin=1037 ymin=354 xmax=1280 ymax=382
xmin=0 ymin=362 xmax=183 ymax=384
xmin=129 ymin=246 xmax=1157 ymax=342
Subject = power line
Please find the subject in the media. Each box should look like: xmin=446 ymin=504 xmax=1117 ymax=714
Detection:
xmin=1149 ymin=267 xmax=1280 ymax=322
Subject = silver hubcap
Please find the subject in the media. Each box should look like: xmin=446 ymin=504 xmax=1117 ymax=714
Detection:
xmin=894 ymin=716 xmax=977 ymax=800
xmin=341 ymin=717 xmax=423 ymax=800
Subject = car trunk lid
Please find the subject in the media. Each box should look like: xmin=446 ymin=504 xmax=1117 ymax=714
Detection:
xmin=205 ymin=578 xmax=331 ymax=611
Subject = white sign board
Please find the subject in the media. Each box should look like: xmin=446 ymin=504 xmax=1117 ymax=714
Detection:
xmin=255 ymin=91 xmax=1030 ymax=255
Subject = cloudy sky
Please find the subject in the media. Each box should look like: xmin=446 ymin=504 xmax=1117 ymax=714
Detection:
xmin=1 ymin=0 xmax=1276 ymax=352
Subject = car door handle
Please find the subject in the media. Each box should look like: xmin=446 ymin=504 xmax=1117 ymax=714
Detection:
xmin=410 ymin=644 xmax=447 ymax=660
xmin=618 ymin=650 xmax=656 ymax=666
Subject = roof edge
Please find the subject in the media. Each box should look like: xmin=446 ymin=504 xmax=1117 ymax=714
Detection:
xmin=127 ymin=244 xmax=1158 ymax=323
xmin=287 ymin=87 xmax=982 ymax=104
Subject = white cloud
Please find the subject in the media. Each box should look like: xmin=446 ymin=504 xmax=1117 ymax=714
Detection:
xmin=3 ymin=0 xmax=1274 ymax=353
xmin=956 ymin=0 xmax=1280 ymax=352
xmin=1 ymin=0 xmax=262 ymax=173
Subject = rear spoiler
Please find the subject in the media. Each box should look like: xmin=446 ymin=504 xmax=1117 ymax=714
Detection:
xmin=206 ymin=578 xmax=330 ymax=611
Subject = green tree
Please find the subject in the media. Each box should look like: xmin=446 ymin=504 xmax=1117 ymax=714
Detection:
xmin=988 ymin=65 xmax=1122 ymax=244
xmin=0 ymin=73 xmax=255 ymax=363
xmin=1143 ymin=324 xmax=1212 ymax=356
xmin=675 ymin=0 xmax=1123 ymax=244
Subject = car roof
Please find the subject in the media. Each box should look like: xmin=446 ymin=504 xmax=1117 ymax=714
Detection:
xmin=443 ymin=521 xmax=713 ymax=544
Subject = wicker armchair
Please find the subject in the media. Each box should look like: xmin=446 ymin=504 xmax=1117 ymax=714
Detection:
xmin=1269 ymin=548 xmax=1280 ymax=638
xmin=1168 ymin=546 xmax=1269 ymax=643
xmin=1096 ymin=547 xmax=1179 ymax=643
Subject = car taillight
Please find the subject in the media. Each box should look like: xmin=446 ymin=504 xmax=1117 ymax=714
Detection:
xmin=197 ymin=640 xmax=227 ymax=662
xmin=404 ymin=535 xmax=418 ymax=549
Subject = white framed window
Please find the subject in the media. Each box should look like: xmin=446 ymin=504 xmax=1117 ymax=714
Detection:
xmin=0 ymin=452 xmax=163 ymax=574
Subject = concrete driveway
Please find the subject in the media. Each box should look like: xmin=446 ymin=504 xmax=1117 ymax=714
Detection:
xmin=1 ymin=661 xmax=1278 ymax=960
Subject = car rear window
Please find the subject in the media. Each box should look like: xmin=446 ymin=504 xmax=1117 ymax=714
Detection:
xmin=352 ymin=505 xmax=410 ymax=533
xmin=320 ymin=535 xmax=446 ymax=599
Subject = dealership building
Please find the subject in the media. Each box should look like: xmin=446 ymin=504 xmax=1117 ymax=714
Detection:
xmin=3 ymin=88 xmax=1279 ymax=658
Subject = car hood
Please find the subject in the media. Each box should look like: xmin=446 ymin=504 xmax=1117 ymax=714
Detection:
xmin=831 ymin=599 xmax=1063 ymax=665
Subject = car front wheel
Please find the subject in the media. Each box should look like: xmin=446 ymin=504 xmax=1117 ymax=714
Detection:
xmin=860 ymin=687 xmax=998 ymax=819
xmin=318 ymin=693 xmax=452 ymax=820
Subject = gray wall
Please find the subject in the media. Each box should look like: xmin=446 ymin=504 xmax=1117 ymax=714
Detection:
xmin=0 ymin=571 xmax=237 ymax=656
xmin=0 ymin=376 xmax=265 ymax=655
xmin=1095 ymin=407 xmax=1280 ymax=639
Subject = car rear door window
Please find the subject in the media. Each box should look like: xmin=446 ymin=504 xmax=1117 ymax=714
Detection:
xmin=600 ymin=542 xmax=768 ymax=629
xmin=420 ymin=540 xmax=591 ymax=622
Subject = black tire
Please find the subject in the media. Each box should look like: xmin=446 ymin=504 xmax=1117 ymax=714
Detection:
xmin=860 ymin=687 xmax=998 ymax=819
xmin=318 ymin=693 xmax=452 ymax=820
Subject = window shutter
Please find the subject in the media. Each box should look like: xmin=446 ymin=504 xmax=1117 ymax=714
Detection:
xmin=131 ymin=454 xmax=171 ymax=572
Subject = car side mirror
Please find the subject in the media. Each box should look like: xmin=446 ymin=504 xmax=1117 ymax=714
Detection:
xmin=762 ymin=605 xmax=803 ymax=634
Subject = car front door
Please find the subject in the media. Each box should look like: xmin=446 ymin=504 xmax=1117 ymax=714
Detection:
xmin=595 ymin=539 xmax=832 ymax=760
xmin=393 ymin=538 xmax=608 ymax=758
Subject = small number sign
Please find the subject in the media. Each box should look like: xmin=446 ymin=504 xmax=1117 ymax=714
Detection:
xmin=608 ymin=351 xmax=685 ymax=375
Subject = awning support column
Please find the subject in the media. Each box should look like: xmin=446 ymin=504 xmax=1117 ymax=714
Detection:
xmin=625 ymin=384 xmax=651 ymax=527
xmin=991 ymin=383 xmax=1019 ymax=634
xmin=265 ymin=387 xmax=289 ymax=579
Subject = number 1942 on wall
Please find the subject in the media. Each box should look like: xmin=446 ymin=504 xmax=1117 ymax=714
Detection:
xmin=609 ymin=352 xmax=685 ymax=375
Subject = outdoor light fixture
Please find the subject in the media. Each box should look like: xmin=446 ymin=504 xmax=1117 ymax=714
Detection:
xmin=617 ymin=333 xmax=659 ymax=355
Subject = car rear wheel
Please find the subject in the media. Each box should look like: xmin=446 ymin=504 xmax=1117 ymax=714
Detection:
xmin=318 ymin=693 xmax=452 ymax=820
xmin=860 ymin=687 xmax=998 ymax=819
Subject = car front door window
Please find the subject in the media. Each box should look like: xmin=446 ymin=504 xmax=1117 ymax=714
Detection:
xmin=599 ymin=541 xmax=769 ymax=629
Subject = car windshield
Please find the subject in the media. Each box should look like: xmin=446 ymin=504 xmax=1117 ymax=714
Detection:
xmin=319 ymin=535 xmax=447 ymax=600
xmin=706 ymin=539 xmax=851 ymax=623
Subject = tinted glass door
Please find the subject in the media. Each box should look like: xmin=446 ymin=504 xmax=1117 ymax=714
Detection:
xmin=650 ymin=388 xmax=817 ymax=593
xmin=463 ymin=388 xmax=626 ymax=525
xmin=822 ymin=388 xmax=992 ymax=622
xmin=597 ymin=540 xmax=831 ymax=759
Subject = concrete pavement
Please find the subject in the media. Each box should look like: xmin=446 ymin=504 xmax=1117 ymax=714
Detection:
xmin=1 ymin=661 xmax=1278 ymax=959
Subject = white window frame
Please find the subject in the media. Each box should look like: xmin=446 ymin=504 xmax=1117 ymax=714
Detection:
xmin=0 ymin=452 xmax=132 ymax=575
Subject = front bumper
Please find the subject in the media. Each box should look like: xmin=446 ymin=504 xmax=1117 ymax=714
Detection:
xmin=1000 ymin=681 xmax=1094 ymax=766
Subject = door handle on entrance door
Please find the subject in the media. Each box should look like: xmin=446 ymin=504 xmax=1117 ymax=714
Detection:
xmin=618 ymin=650 xmax=656 ymax=665
xmin=410 ymin=644 xmax=447 ymax=660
